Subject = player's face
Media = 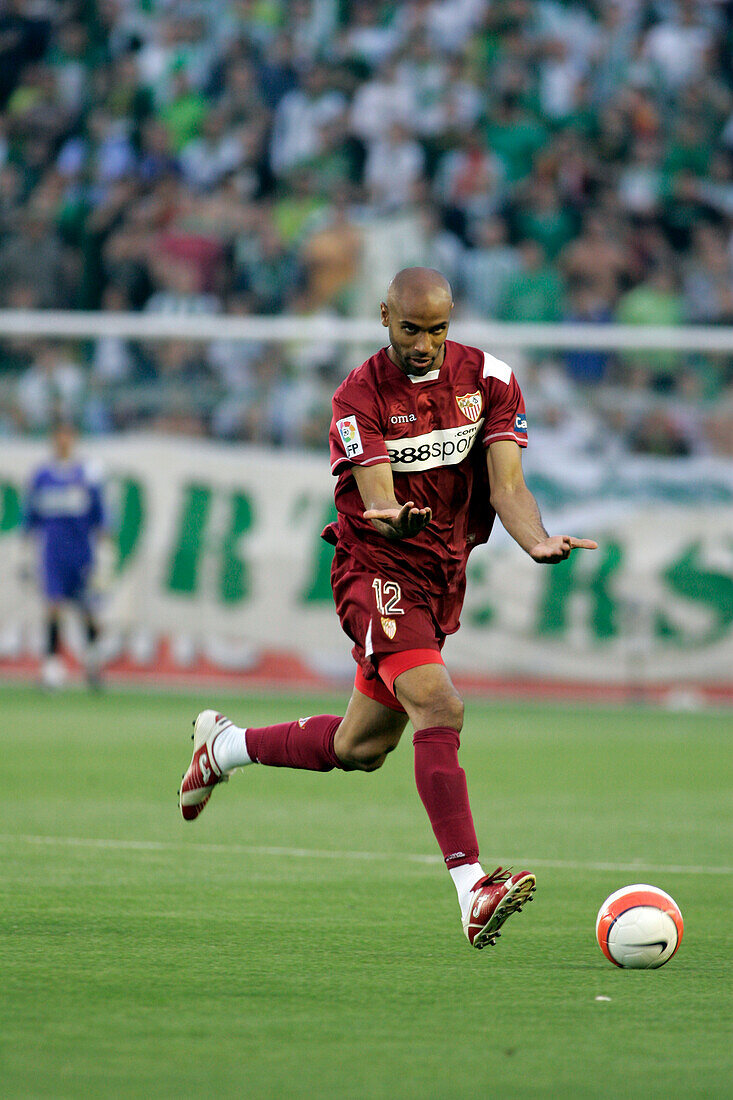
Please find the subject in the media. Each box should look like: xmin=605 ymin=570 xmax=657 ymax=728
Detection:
xmin=381 ymin=293 xmax=452 ymax=376
xmin=53 ymin=426 xmax=76 ymax=461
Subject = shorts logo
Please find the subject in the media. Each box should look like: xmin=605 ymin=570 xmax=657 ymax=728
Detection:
xmin=381 ymin=617 xmax=396 ymax=639
xmin=337 ymin=416 xmax=364 ymax=458
xmin=456 ymin=391 xmax=483 ymax=423
xmin=514 ymin=413 xmax=527 ymax=434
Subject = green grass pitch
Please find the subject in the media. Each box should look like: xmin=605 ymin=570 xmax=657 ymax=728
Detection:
xmin=1 ymin=684 xmax=731 ymax=1099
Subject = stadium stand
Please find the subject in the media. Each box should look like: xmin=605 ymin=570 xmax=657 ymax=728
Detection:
xmin=0 ymin=0 xmax=732 ymax=456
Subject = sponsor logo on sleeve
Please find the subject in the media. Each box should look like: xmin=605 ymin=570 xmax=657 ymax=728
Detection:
xmin=456 ymin=391 xmax=484 ymax=423
xmin=514 ymin=414 xmax=527 ymax=435
xmin=337 ymin=416 xmax=364 ymax=458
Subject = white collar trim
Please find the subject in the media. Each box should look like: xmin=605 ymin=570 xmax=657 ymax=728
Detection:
xmin=408 ymin=368 xmax=441 ymax=383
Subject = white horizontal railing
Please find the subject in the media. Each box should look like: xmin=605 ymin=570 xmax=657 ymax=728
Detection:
xmin=1 ymin=310 xmax=733 ymax=351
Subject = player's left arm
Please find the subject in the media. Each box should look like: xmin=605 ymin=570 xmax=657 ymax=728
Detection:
xmin=486 ymin=440 xmax=597 ymax=563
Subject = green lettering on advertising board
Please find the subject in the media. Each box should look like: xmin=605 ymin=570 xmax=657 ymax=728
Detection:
xmin=657 ymin=540 xmax=733 ymax=646
xmin=0 ymin=483 xmax=21 ymax=532
xmin=116 ymin=478 xmax=144 ymax=567
xmin=300 ymin=501 xmax=337 ymax=604
xmin=219 ymin=492 xmax=254 ymax=603
xmin=537 ymin=541 xmax=623 ymax=639
xmin=167 ymin=484 xmax=212 ymax=595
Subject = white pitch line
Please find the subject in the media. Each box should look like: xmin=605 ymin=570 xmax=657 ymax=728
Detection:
xmin=2 ymin=833 xmax=731 ymax=877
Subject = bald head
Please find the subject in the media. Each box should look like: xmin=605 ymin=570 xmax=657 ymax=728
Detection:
xmin=381 ymin=268 xmax=453 ymax=377
xmin=386 ymin=267 xmax=453 ymax=312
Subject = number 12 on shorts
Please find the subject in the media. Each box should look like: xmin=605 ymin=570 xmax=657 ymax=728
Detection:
xmin=372 ymin=578 xmax=404 ymax=616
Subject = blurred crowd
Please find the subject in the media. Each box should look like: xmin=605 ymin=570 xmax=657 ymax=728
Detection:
xmin=1 ymin=0 xmax=732 ymax=456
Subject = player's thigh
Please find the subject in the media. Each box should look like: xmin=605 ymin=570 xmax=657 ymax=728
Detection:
xmin=392 ymin=662 xmax=464 ymax=732
xmin=334 ymin=685 xmax=409 ymax=763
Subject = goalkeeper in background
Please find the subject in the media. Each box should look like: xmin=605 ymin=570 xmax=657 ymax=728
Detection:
xmin=22 ymin=420 xmax=115 ymax=688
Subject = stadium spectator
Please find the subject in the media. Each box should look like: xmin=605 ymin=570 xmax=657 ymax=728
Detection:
xmin=615 ymin=264 xmax=684 ymax=386
xmin=498 ymin=241 xmax=565 ymax=324
xmin=0 ymin=206 xmax=66 ymax=307
xmin=299 ymin=196 xmax=363 ymax=312
xmin=457 ymin=216 xmax=521 ymax=319
xmin=233 ymin=212 xmax=301 ymax=312
xmin=682 ymin=222 xmax=733 ymax=324
xmin=433 ymin=128 xmax=505 ymax=237
xmin=560 ymin=212 xmax=631 ymax=303
xmin=364 ymin=122 xmax=425 ymax=211
xmin=15 ymin=343 xmax=84 ymax=431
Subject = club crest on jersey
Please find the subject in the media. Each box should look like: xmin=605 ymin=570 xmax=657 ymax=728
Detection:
xmin=381 ymin=617 xmax=396 ymax=639
xmin=337 ymin=415 xmax=364 ymax=457
xmin=456 ymin=392 xmax=483 ymax=423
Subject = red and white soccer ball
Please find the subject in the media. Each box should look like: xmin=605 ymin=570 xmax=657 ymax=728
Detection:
xmin=596 ymin=884 xmax=684 ymax=969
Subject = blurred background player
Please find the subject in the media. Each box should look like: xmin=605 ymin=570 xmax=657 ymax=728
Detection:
xmin=22 ymin=421 xmax=115 ymax=688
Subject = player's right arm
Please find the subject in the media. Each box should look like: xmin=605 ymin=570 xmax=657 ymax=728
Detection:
xmin=330 ymin=373 xmax=431 ymax=540
xmin=353 ymin=462 xmax=432 ymax=540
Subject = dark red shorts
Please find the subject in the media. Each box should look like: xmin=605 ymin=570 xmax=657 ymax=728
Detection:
xmin=331 ymin=549 xmax=460 ymax=710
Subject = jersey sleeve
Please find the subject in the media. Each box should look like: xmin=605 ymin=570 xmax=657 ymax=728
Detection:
xmin=87 ymin=482 xmax=106 ymax=530
xmin=84 ymin=462 xmax=107 ymax=531
xmin=480 ymin=352 xmax=528 ymax=449
xmin=329 ymin=379 xmax=389 ymax=475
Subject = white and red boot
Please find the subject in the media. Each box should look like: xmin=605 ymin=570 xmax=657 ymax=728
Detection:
xmin=179 ymin=710 xmax=233 ymax=821
xmin=462 ymin=867 xmax=536 ymax=949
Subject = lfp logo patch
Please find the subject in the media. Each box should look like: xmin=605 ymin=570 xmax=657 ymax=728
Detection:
xmin=337 ymin=416 xmax=364 ymax=458
xmin=514 ymin=413 xmax=528 ymax=436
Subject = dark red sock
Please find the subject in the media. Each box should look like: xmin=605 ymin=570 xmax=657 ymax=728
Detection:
xmin=413 ymin=727 xmax=479 ymax=868
xmin=245 ymin=715 xmax=343 ymax=771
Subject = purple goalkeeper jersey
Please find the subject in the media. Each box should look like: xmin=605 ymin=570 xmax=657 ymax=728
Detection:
xmin=24 ymin=460 xmax=106 ymax=598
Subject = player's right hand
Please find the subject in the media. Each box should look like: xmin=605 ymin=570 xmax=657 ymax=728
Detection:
xmin=363 ymin=500 xmax=432 ymax=540
xmin=90 ymin=538 xmax=117 ymax=594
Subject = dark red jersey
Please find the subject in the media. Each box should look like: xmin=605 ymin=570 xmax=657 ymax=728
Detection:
xmin=325 ymin=340 xmax=527 ymax=596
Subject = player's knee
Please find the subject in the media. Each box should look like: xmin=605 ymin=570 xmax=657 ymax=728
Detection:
xmin=358 ymin=751 xmax=388 ymax=772
xmin=420 ymin=690 xmax=463 ymax=732
xmin=342 ymin=734 xmax=398 ymax=772
xmin=442 ymin=693 xmax=464 ymax=732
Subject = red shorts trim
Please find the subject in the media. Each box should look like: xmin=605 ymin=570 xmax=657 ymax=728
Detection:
xmin=354 ymin=665 xmax=406 ymax=713
xmin=379 ymin=648 xmax=445 ymax=695
xmin=353 ymin=648 xmax=445 ymax=713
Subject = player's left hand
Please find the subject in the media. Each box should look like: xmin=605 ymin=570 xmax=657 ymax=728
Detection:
xmin=529 ymin=535 xmax=598 ymax=563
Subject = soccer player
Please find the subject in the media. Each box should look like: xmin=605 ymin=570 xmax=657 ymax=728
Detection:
xmin=180 ymin=268 xmax=597 ymax=949
xmin=23 ymin=421 xmax=114 ymax=688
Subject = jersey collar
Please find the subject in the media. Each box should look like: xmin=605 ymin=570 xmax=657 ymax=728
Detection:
xmin=381 ymin=341 xmax=451 ymax=383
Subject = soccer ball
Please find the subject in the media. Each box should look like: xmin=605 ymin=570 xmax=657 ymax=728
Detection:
xmin=595 ymin=884 xmax=683 ymax=969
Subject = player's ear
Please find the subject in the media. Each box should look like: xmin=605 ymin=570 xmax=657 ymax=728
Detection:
xmin=380 ymin=301 xmax=389 ymax=327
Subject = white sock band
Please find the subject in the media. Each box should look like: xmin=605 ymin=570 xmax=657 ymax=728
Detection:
xmin=449 ymin=862 xmax=485 ymax=917
xmin=212 ymin=724 xmax=252 ymax=772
